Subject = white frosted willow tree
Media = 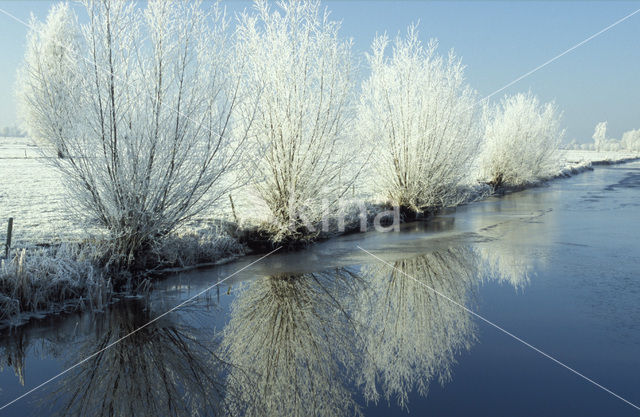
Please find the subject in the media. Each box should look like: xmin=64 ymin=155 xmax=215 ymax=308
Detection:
xmin=621 ymin=129 xmax=640 ymax=152
xmin=481 ymin=93 xmax=563 ymax=187
xmin=592 ymin=121 xmax=608 ymax=152
xmin=236 ymin=0 xmax=359 ymax=242
xmin=17 ymin=0 xmax=252 ymax=271
xmin=358 ymin=25 xmax=481 ymax=214
xmin=17 ymin=3 xmax=79 ymax=159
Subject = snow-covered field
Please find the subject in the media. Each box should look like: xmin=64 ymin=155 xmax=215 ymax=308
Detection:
xmin=560 ymin=149 xmax=640 ymax=165
xmin=1 ymin=136 xmax=639 ymax=247
xmin=556 ymin=149 xmax=640 ymax=177
xmin=0 ymin=137 xmax=79 ymax=246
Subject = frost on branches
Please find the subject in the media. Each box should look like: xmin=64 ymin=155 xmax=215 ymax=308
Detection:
xmin=592 ymin=121 xmax=610 ymax=152
xmin=17 ymin=3 xmax=79 ymax=159
xmin=481 ymin=92 xmax=563 ymax=187
xmin=235 ymin=0 xmax=361 ymax=242
xmin=358 ymin=25 xmax=482 ymax=214
xmin=17 ymin=0 xmax=252 ymax=271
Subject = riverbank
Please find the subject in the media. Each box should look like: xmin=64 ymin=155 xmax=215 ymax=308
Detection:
xmin=2 ymin=137 xmax=638 ymax=248
xmin=1 ymin=136 xmax=639 ymax=328
xmin=557 ymin=149 xmax=640 ymax=176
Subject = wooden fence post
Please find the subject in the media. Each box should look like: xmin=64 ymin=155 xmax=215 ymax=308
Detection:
xmin=5 ymin=217 xmax=13 ymax=259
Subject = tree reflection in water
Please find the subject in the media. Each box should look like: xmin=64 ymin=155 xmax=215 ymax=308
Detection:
xmin=0 ymin=331 xmax=27 ymax=388
xmin=473 ymin=201 xmax=556 ymax=290
xmin=221 ymin=244 xmax=531 ymax=415
xmin=220 ymin=269 xmax=368 ymax=417
xmin=355 ymin=247 xmax=479 ymax=409
xmin=0 ymin=240 xmax=533 ymax=416
xmin=37 ymin=300 xmax=242 ymax=417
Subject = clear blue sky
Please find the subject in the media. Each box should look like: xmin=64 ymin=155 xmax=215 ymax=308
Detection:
xmin=0 ymin=1 xmax=638 ymax=143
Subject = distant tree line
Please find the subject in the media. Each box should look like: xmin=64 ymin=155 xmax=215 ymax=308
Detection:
xmin=0 ymin=126 xmax=26 ymax=137
xmin=589 ymin=121 xmax=640 ymax=152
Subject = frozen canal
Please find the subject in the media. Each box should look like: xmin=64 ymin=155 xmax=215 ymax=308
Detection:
xmin=1 ymin=162 xmax=639 ymax=416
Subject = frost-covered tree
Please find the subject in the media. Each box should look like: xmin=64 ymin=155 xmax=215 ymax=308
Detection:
xmin=17 ymin=0 xmax=252 ymax=271
xmin=592 ymin=121 xmax=608 ymax=152
xmin=481 ymin=92 xmax=563 ymax=187
xmin=590 ymin=121 xmax=625 ymax=152
xmin=621 ymin=128 xmax=640 ymax=152
xmin=17 ymin=3 xmax=80 ymax=158
xmin=235 ymin=0 xmax=359 ymax=242
xmin=358 ymin=25 xmax=481 ymax=213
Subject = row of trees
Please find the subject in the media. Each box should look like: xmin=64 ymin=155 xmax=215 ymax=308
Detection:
xmin=0 ymin=126 xmax=26 ymax=137
xmin=590 ymin=121 xmax=640 ymax=152
xmin=17 ymin=0 xmax=563 ymax=264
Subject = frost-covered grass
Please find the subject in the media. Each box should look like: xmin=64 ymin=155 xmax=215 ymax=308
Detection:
xmin=147 ymin=223 xmax=246 ymax=273
xmin=0 ymin=242 xmax=110 ymax=327
xmin=554 ymin=149 xmax=640 ymax=179
xmin=0 ymin=223 xmax=245 ymax=327
xmin=0 ymin=135 xmax=247 ymax=324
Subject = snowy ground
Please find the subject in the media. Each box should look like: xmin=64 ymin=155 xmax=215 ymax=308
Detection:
xmin=0 ymin=137 xmax=80 ymax=246
xmin=559 ymin=149 xmax=640 ymax=166
xmin=1 ymin=136 xmax=639 ymax=247
xmin=555 ymin=149 xmax=639 ymax=178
